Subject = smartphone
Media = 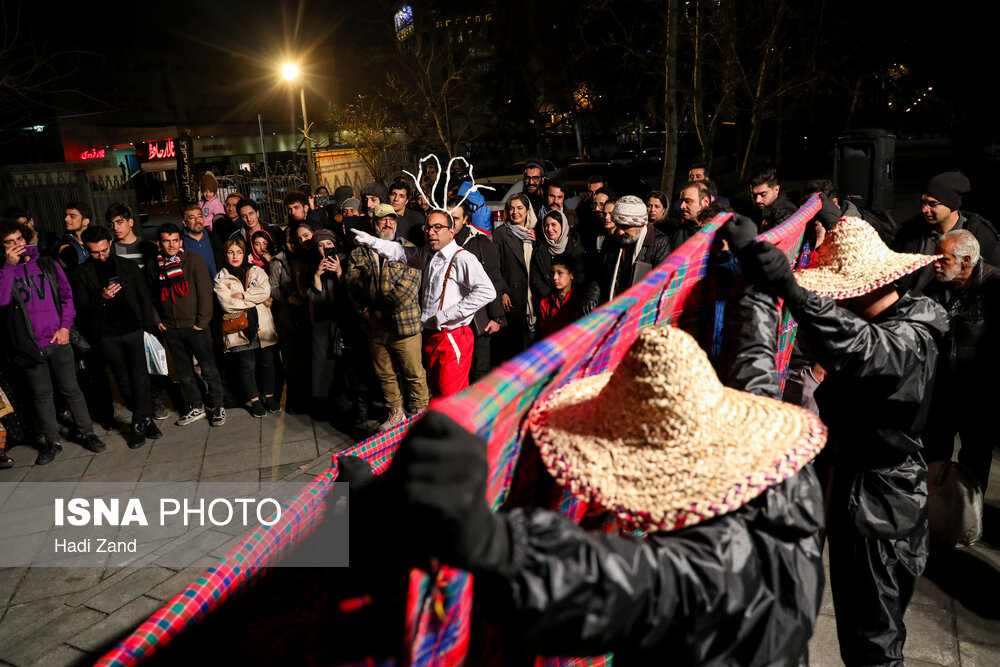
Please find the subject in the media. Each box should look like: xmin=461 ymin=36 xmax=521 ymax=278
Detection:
xmin=107 ymin=276 xmax=121 ymax=288
xmin=314 ymin=195 xmax=335 ymax=207
xmin=20 ymin=244 xmax=39 ymax=261
xmin=323 ymin=247 xmax=338 ymax=259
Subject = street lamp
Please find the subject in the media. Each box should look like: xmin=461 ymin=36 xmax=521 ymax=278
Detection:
xmin=282 ymin=62 xmax=318 ymax=192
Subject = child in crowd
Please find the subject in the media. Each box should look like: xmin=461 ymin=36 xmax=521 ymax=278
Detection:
xmin=539 ymin=253 xmax=581 ymax=338
xmin=199 ymin=172 xmax=225 ymax=231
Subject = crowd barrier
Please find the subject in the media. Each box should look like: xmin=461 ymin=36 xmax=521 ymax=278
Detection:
xmin=97 ymin=195 xmax=820 ymax=666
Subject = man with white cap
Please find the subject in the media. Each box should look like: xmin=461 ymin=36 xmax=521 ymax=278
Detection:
xmin=351 ymin=208 xmax=496 ymax=398
xmin=726 ymin=215 xmax=949 ymax=667
xmin=581 ymin=195 xmax=672 ymax=313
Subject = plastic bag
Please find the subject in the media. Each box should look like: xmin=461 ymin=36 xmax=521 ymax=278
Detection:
xmin=144 ymin=332 xmax=169 ymax=376
xmin=927 ymin=460 xmax=983 ymax=547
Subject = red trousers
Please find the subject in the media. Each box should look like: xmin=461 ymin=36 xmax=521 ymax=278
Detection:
xmin=423 ymin=326 xmax=474 ymax=398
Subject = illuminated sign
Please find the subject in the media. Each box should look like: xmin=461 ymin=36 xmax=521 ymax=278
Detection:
xmin=143 ymin=138 xmax=176 ymax=161
xmin=80 ymin=148 xmax=106 ymax=160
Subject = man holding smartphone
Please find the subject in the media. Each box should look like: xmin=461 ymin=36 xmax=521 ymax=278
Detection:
xmin=0 ymin=220 xmax=106 ymax=464
xmin=73 ymin=226 xmax=161 ymax=448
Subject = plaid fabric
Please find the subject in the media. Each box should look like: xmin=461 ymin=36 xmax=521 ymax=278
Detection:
xmin=97 ymin=197 xmax=819 ymax=667
xmin=346 ymin=241 xmax=424 ymax=337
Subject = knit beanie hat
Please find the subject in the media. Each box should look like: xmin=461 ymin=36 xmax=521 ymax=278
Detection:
xmin=312 ymin=229 xmax=337 ymax=246
xmin=612 ymin=195 xmax=648 ymax=227
xmin=334 ymin=185 xmax=354 ymax=206
xmin=342 ymin=197 xmax=361 ymax=211
xmin=925 ymin=172 xmax=971 ymax=211
xmin=202 ymin=172 xmax=219 ymax=193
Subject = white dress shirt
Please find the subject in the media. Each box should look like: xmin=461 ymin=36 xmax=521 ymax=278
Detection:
xmin=369 ymin=238 xmax=496 ymax=330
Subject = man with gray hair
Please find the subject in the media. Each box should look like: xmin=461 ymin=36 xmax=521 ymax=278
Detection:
xmin=581 ymin=195 xmax=672 ymax=313
xmin=924 ymin=229 xmax=1000 ymax=492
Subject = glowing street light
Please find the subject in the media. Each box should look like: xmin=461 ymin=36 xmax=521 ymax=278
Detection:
xmin=280 ymin=62 xmax=317 ymax=191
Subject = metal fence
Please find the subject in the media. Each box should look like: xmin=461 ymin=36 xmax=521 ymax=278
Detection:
xmin=213 ymin=162 xmax=309 ymax=227
xmin=0 ymin=171 xmax=139 ymax=235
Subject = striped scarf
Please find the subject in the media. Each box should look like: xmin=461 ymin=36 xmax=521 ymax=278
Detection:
xmin=157 ymin=249 xmax=189 ymax=303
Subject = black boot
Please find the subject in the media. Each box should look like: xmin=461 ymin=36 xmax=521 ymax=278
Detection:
xmin=129 ymin=419 xmax=146 ymax=449
xmin=143 ymin=417 xmax=163 ymax=440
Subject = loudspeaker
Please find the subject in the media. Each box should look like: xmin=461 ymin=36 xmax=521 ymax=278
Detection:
xmin=834 ymin=129 xmax=895 ymax=210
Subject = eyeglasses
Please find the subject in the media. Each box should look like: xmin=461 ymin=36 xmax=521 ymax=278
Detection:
xmin=524 ymin=176 xmax=542 ymax=183
xmin=920 ymin=200 xmax=942 ymax=209
xmin=423 ymin=223 xmax=450 ymax=233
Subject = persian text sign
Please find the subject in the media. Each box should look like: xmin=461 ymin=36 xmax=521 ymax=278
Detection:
xmin=142 ymin=138 xmax=176 ymax=161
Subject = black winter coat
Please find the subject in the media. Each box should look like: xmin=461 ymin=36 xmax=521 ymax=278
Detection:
xmin=925 ymin=259 xmax=1000 ymax=381
xmin=71 ymin=254 xmax=157 ymax=344
xmin=528 ymin=231 xmax=587 ymax=303
xmin=584 ymin=226 xmax=672 ymax=306
xmin=493 ymin=224 xmax=534 ymax=328
xmin=894 ymin=211 xmax=1000 ymax=293
xmin=455 ymin=225 xmax=506 ymax=327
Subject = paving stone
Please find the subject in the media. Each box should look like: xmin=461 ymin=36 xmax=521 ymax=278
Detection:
xmin=0 ymin=605 xmax=105 ymax=665
xmin=911 ymin=571 xmax=953 ymax=608
xmin=10 ymin=567 xmax=103 ymax=605
xmin=81 ymin=447 xmax=148 ymax=475
xmin=79 ymin=466 xmax=144 ymax=484
xmin=153 ymin=529 xmax=232 ymax=569
xmin=139 ymin=457 xmax=202 ymax=482
xmin=80 ymin=567 xmax=175 ymax=614
xmin=20 ymin=455 xmax=92 ymax=482
xmin=263 ymin=413 xmax=316 ymax=445
xmin=201 ymin=469 xmax=261 ymax=482
xmin=0 ymin=568 xmax=28 ymax=608
xmin=201 ymin=448 xmax=261 ymax=477
xmin=66 ymin=595 xmax=163 ymax=653
xmin=955 ymin=598 xmax=1000 ymax=646
xmin=959 ymin=641 xmax=1000 ymax=666
xmin=0 ymin=594 xmax=71 ymax=639
xmin=806 ymin=612 xmax=842 ymax=666
xmin=146 ymin=560 xmax=219 ymax=602
xmin=33 ymin=643 xmax=94 ymax=667
xmin=261 ymin=438 xmax=318 ymax=468
xmin=902 ymin=603 xmax=959 ymax=666
xmin=145 ymin=437 xmax=207 ymax=465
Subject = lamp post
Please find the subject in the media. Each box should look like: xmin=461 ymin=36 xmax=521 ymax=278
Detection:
xmin=282 ymin=63 xmax=318 ymax=191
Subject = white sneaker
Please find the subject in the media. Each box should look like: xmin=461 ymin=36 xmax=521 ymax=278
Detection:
xmin=176 ymin=406 xmax=206 ymax=426
xmin=379 ymin=407 xmax=407 ymax=432
xmin=210 ymin=407 xmax=227 ymax=427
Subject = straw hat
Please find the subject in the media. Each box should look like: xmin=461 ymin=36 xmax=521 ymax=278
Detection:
xmin=794 ymin=216 xmax=938 ymax=299
xmin=528 ymin=326 xmax=826 ymax=533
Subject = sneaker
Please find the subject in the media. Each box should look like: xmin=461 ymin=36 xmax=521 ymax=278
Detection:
xmin=379 ymin=407 xmax=407 ymax=432
xmin=250 ymin=401 xmax=266 ymax=418
xmin=210 ymin=406 xmax=227 ymax=427
xmin=143 ymin=417 xmax=163 ymax=440
xmin=263 ymin=396 xmax=281 ymax=414
xmin=35 ymin=440 xmax=63 ymax=466
xmin=0 ymin=451 xmax=13 ymax=469
xmin=81 ymin=433 xmax=107 ymax=453
xmin=152 ymin=405 xmax=169 ymax=420
xmin=176 ymin=406 xmax=206 ymax=426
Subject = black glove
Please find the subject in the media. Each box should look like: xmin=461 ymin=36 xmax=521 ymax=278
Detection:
xmin=816 ymin=193 xmax=842 ymax=230
xmin=743 ymin=241 xmax=809 ymax=308
xmin=580 ymin=299 xmax=597 ymax=315
xmin=385 ymin=411 xmax=511 ymax=573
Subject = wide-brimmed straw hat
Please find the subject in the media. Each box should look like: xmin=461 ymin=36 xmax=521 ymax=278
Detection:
xmin=528 ymin=326 xmax=826 ymax=533
xmin=794 ymin=216 xmax=938 ymax=299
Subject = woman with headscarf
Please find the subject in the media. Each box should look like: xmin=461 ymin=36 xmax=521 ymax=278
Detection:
xmin=214 ymin=239 xmax=279 ymax=418
xmin=529 ymin=208 xmax=586 ymax=308
xmin=249 ymin=229 xmax=277 ymax=270
xmin=493 ymin=193 xmax=538 ymax=363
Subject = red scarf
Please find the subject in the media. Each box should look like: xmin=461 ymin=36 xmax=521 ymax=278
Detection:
xmin=157 ymin=249 xmax=189 ymax=302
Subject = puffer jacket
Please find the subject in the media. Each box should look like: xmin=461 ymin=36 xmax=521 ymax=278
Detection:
xmin=213 ymin=265 xmax=278 ymax=351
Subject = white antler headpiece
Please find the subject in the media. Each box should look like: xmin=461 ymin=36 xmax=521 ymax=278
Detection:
xmin=403 ymin=154 xmax=495 ymax=219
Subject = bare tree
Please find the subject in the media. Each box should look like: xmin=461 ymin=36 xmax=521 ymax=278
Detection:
xmin=325 ymin=93 xmax=409 ymax=185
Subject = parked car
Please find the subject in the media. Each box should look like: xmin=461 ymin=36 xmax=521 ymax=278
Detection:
xmin=610 ymin=150 xmax=638 ymax=166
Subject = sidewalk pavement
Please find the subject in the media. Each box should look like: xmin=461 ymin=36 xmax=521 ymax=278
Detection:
xmin=0 ymin=406 xmax=997 ymax=666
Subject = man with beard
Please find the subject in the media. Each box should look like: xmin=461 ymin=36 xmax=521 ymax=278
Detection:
xmin=346 ymin=204 xmax=428 ymax=431
xmin=581 ymin=195 xmax=671 ymax=313
xmin=671 ymin=181 xmax=712 ymax=248
xmin=748 ymin=169 xmax=797 ymax=232
xmin=522 ymin=160 xmax=547 ymax=212
xmin=923 ymin=229 xmax=1000 ymax=494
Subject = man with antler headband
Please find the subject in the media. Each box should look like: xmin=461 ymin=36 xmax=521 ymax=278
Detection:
xmin=351 ymin=158 xmax=496 ymax=397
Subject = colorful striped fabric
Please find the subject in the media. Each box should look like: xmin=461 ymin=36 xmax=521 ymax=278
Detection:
xmin=97 ymin=196 xmax=820 ymax=667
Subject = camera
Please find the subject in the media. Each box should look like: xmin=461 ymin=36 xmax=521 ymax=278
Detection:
xmin=314 ymin=195 xmax=335 ymax=207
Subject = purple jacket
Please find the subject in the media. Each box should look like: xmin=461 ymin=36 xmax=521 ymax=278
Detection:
xmin=0 ymin=256 xmax=76 ymax=349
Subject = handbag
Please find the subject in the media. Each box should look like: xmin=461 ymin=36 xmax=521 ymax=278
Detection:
xmin=221 ymin=311 xmax=249 ymax=334
xmin=927 ymin=460 xmax=983 ymax=547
